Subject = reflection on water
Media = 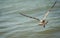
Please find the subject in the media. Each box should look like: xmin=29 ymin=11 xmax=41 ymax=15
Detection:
xmin=0 ymin=0 xmax=60 ymax=38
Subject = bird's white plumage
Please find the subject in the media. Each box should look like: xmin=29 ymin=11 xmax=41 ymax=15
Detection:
xmin=19 ymin=0 xmax=57 ymax=28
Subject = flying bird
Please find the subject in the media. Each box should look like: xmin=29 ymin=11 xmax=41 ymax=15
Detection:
xmin=19 ymin=0 xmax=57 ymax=28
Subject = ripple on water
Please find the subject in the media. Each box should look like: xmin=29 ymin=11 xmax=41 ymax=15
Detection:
xmin=0 ymin=0 xmax=60 ymax=38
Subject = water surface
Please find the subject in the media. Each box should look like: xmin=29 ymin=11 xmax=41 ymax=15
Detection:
xmin=0 ymin=0 xmax=60 ymax=38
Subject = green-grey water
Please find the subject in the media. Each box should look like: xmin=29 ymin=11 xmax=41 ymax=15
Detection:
xmin=0 ymin=0 xmax=60 ymax=38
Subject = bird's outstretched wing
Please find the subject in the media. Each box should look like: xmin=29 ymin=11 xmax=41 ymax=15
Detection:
xmin=19 ymin=13 xmax=40 ymax=21
xmin=42 ymin=0 xmax=57 ymax=20
xmin=19 ymin=0 xmax=57 ymax=21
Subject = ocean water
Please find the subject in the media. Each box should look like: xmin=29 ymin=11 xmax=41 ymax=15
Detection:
xmin=0 ymin=0 xmax=60 ymax=38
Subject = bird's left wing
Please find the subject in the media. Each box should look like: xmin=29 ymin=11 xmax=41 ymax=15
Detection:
xmin=42 ymin=0 xmax=57 ymax=20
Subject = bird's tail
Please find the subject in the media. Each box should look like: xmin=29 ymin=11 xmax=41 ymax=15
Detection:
xmin=43 ymin=25 xmax=45 ymax=28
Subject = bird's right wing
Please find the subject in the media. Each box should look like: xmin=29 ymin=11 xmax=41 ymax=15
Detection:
xmin=42 ymin=0 xmax=57 ymax=20
xmin=19 ymin=13 xmax=40 ymax=21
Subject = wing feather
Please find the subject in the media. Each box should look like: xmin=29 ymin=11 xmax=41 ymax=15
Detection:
xmin=19 ymin=13 xmax=40 ymax=21
xmin=43 ymin=0 xmax=57 ymax=20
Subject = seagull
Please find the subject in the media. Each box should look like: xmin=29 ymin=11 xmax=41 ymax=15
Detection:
xmin=19 ymin=0 xmax=57 ymax=28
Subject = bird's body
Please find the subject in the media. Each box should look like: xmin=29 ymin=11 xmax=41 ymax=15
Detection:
xmin=19 ymin=0 xmax=57 ymax=28
xmin=39 ymin=20 xmax=48 ymax=28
